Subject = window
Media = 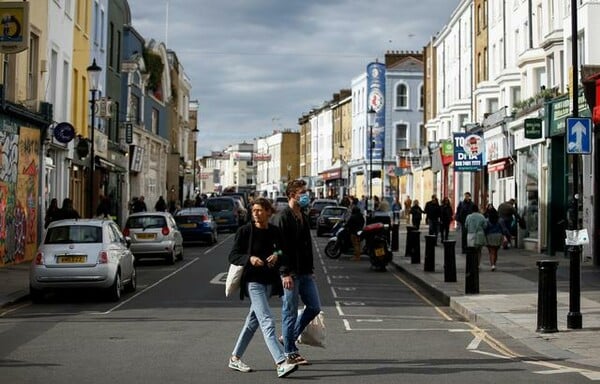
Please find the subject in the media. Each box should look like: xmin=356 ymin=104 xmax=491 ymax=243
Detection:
xmin=130 ymin=93 xmax=140 ymax=124
xmin=511 ymin=86 xmax=521 ymax=106
xmin=395 ymin=83 xmax=408 ymax=108
xmin=419 ymin=84 xmax=424 ymax=110
xmin=108 ymin=22 xmax=114 ymax=68
xmin=487 ymin=98 xmax=499 ymax=114
xmin=419 ymin=124 xmax=426 ymax=147
xmin=395 ymin=124 xmax=408 ymax=152
xmin=27 ymin=33 xmax=39 ymax=101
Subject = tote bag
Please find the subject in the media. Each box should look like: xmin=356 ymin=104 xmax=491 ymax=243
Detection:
xmin=225 ymin=264 xmax=244 ymax=297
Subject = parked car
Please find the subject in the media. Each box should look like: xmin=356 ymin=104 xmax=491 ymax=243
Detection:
xmin=123 ymin=212 xmax=184 ymax=264
xmin=308 ymin=199 xmax=338 ymax=228
xmin=274 ymin=196 xmax=289 ymax=212
xmin=174 ymin=207 xmax=218 ymax=244
xmin=29 ymin=219 xmax=136 ymax=302
xmin=316 ymin=206 xmax=348 ymax=236
xmin=205 ymin=197 xmax=244 ymax=232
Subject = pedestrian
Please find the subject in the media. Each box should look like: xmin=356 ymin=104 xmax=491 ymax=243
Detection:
xmin=45 ymin=198 xmax=60 ymax=228
xmin=57 ymin=198 xmax=80 ymax=220
xmin=272 ymin=179 xmax=321 ymax=366
xmin=439 ymin=197 xmax=453 ymax=241
xmin=131 ymin=196 xmax=147 ymax=213
xmin=228 ymin=197 xmax=298 ymax=378
xmin=424 ymin=195 xmax=441 ymax=241
xmin=456 ymin=192 xmax=476 ymax=254
xmin=484 ymin=205 xmax=508 ymax=271
xmin=464 ymin=204 xmax=486 ymax=266
xmin=96 ymin=194 xmax=111 ymax=218
xmin=497 ymin=198 xmax=517 ymax=248
xmin=155 ymin=195 xmax=167 ymax=212
xmin=346 ymin=206 xmax=365 ymax=261
xmin=410 ymin=199 xmax=424 ymax=228
xmin=404 ymin=195 xmax=412 ymax=224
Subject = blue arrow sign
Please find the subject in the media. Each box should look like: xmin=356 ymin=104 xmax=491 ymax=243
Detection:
xmin=566 ymin=117 xmax=592 ymax=154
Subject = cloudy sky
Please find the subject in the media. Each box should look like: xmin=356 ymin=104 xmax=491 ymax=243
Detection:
xmin=128 ymin=0 xmax=460 ymax=156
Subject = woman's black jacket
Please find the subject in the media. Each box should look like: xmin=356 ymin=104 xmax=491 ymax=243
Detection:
xmin=228 ymin=222 xmax=284 ymax=300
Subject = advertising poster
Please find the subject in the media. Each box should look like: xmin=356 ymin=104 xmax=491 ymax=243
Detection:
xmin=453 ymin=132 xmax=484 ymax=172
xmin=366 ymin=62 xmax=385 ymax=162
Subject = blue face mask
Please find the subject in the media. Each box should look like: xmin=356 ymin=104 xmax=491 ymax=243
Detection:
xmin=298 ymin=194 xmax=310 ymax=208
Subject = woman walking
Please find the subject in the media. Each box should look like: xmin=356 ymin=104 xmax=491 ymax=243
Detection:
xmin=440 ymin=197 xmax=453 ymax=241
xmin=484 ymin=205 xmax=507 ymax=271
xmin=228 ymin=197 xmax=298 ymax=378
xmin=410 ymin=199 xmax=424 ymax=228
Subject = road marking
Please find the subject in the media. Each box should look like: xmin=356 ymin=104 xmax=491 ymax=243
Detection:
xmin=470 ymin=350 xmax=512 ymax=359
xmin=525 ymin=360 xmax=600 ymax=380
xmin=0 ymin=302 xmax=31 ymax=317
xmin=356 ymin=319 xmax=383 ymax=322
xmin=98 ymin=257 xmax=201 ymax=315
xmin=336 ymin=287 xmax=357 ymax=291
xmin=338 ymin=301 xmax=365 ymax=306
xmin=466 ymin=334 xmax=483 ymax=350
xmin=211 ymin=272 xmax=227 ymax=285
xmin=390 ymin=270 xmax=453 ymax=321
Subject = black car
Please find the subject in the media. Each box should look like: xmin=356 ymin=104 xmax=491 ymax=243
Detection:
xmin=308 ymin=199 xmax=338 ymax=228
xmin=316 ymin=206 xmax=348 ymax=236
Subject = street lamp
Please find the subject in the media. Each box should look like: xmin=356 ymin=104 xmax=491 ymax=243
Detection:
xmin=367 ymin=107 xmax=376 ymax=213
xmin=87 ymin=58 xmax=102 ymax=218
xmin=192 ymin=126 xmax=199 ymax=197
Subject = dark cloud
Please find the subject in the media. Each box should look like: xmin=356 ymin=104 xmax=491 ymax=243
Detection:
xmin=128 ymin=0 xmax=459 ymax=154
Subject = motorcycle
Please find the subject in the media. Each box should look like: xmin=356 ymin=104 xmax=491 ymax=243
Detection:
xmin=361 ymin=222 xmax=393 ymax=271
xmin=324 ymin=220 xmax=364 ymax=259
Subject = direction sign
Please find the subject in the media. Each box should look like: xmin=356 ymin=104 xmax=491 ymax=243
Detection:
xmin=566 ymin=117 xmax=592 ymax=154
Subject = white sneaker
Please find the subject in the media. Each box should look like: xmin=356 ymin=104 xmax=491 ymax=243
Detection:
xmin=229 ymin=357 xmax=252 ymax=372
xmin=277 ymin=361 xmax=298 ymax=378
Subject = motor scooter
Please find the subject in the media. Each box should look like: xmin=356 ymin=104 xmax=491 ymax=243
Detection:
xmin=361 ymin=222 xmax=392 ymax=271
xmin=324 ymin=220 xmax=364 ymax=259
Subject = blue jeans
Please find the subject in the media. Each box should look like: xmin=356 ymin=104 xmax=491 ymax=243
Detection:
xmin=282 ymin=274 xmax=321 ymax=355
xmin=232 ymin=282 xmax=285 ymax=364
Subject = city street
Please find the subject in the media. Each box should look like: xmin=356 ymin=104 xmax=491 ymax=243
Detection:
xmin=0 ymin=231 xmax=592 ymax=383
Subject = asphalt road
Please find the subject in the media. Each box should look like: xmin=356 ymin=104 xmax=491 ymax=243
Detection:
xmin=0 ymin=231 xmax=593 ymax=383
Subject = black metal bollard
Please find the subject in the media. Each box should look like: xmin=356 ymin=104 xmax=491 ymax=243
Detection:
xmin=391 ymin=222 xmax=399 ymax=251
xmin=409 ymin=230 xmax=421 ymax=264
xmin=405 ymin=226 xmax=417 ymax=257
xmin=424 ymin=235 xmax=436 ymax=272
xmin=536 ymin=260 xmax=559 ymax=333
xmin=443 ymin=240 xmax=457 ymax=282
xmin=465 ymin=247 xmax=479 ymax=294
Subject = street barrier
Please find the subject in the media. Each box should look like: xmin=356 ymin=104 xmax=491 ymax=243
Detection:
xmin=424 ymin=235 xmax=436 ymax=272
xmin=443 ymin=240 xmax=457 ymax=282
xmin=405 ymin=226 xmax=417 ymax=258
xmin=408 ymin=229 xmax=421 ymax=264
xmin=465 ymin=247 xmax=479 ymax=294
xmin=536 ymin=260 xmax=559 ymax=333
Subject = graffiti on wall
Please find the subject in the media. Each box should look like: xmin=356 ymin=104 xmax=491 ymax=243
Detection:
xmin=0 ymin=126 xmax=39 ymax=265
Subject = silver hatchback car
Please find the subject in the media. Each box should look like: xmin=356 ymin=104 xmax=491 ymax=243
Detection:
xmin=123 ymin=212 xmax=184 ymax=264
xmin=29 ymin=219 xmax=136 ymax=302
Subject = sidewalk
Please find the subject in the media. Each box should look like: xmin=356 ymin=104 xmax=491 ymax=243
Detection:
xmin=392 ymin=226 xmax=600 ymax=370
xmin=0 ymin=262 xmax=30 ymax=308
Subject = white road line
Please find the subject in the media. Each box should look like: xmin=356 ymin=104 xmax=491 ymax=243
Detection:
xmin=346 ymin=327 xmax=471 ymax=332
xmin=335 ymin=301 xmax=346 ymax=316
xmin=525 ymin=360 xmax=600 ymax=379
xmin=98 ymin=257 xmax=200 ymax=315
xmin=470 ymin=350 xmax=513 ymax=359
xmin=466 ymin=335 xmax=483 ymax=350
xmin=0 ymin=302 xmax=30 ymax=317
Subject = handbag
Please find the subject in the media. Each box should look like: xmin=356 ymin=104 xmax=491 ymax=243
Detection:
xmin=225 ymin=264 xmax=244 ymax=297
xmin=297 ymin=310 xmax=326 ymax=348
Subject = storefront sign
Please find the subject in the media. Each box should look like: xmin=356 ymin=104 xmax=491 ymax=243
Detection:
xmin=0 ymin=2 xmax=29 ymax=54
xmin=453 ymin=132 xmax=484 ymax=172
xmin=524 ymin=118 xmax=543 ymax=139
xmin=130 ymin=145 xmax=144 ymax=173
xmin=53 ymin=122 xmax=75 ymax=144
xmin=549 ymin=94 xmax=590 ymax=136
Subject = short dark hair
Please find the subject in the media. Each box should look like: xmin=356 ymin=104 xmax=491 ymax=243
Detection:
xmin=252 ymin=197 xmax=274 ymax=214
xmin=286 ymin=179 xmax=306 ymax=199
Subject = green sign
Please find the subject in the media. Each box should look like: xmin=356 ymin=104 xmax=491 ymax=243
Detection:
xmin=524 ymin=118 xmax=542 ymax=139
xmin=441 ymin=140 xmax=453 ymax=156
xmin=549 ymin=93 xmax=590 ymax=136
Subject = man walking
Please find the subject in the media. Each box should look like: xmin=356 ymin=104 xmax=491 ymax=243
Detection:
xmin=497 ymin=198 xmax=517 ymax=248
xmin=424 ymin=195 xmax=441 ymax=242
xmin=456 ymin=192 xmax=475 ymax=254
xmin=272 ymin=179 xmax=322 ymax=365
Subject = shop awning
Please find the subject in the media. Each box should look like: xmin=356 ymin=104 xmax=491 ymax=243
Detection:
xmin=96 ymin=157 xmax=127 ymax=173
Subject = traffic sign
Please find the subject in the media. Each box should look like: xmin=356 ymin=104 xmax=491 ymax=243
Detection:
xmin=566 ymin=117 xmax=592 ymax=154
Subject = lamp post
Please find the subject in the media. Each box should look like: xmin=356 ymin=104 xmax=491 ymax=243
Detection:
xmin=87 ymin=59 xmax=102 ymax=218
xmin=192 ymin=126 xmax=199 ymax=197
xmin=367 ymin=107 xmax=376 ymax=213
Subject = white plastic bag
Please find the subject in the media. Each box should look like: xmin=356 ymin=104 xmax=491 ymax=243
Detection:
xmin=225 ymin=264 xmax=244 ymax=297
xmin=297 ymin=310 xmax=326 ymax=348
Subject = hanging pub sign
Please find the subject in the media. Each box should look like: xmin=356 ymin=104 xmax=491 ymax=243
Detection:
xmin=453 ymin=132 xmax=484 ymax=172
xmin=524 ymin=118 xmax=543 ymax=139
xmin=53 ymin=122 xmax=75 ymax=144
xmin=0 ymin=2 xmax=29 ymax=54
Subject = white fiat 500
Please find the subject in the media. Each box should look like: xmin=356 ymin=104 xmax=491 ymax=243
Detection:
xmin=29 ymin=219 xmax=136 ymax=302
